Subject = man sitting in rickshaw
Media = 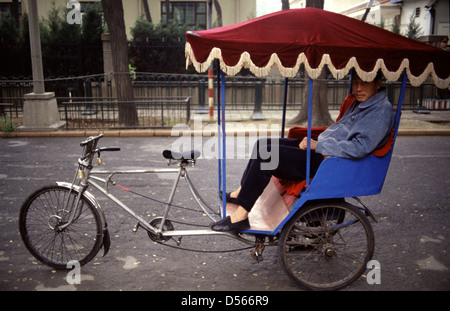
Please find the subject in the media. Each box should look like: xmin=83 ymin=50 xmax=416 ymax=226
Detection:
xmin=211 ymin=71 xmax=394 ymax=232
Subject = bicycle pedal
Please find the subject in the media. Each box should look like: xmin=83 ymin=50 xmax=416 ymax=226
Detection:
xmin=132 ymin=222 xmax=141 ymax=234
xmin=250 ymin=249 xmax=264 ymax=263
xmin=174 ymin=236 xmax=183 ymax=246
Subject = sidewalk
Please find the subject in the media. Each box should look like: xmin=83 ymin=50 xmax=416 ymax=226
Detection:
xmin=2 ymin=109 xmax=450 ymax=138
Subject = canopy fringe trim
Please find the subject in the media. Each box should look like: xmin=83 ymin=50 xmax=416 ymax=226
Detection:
xmin=186 ymin=42 xmax=449 ymax=88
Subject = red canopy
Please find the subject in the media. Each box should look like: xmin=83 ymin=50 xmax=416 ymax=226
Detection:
xmin=186 ymin=8 xmax=449 ymax=88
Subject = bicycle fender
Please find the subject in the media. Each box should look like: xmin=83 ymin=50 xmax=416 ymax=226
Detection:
xmin=56 ymin=182 xmax=111 ymax=256
xmin=102 ymin=227 xmax=111 ymax=257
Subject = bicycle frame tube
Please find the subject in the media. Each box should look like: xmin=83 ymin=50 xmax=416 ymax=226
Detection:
xmin=87 ymin=166 xmax=181 ymax=233
xmin=83 ymin=165 xmax=228 ymax=238
xmin=183 ymin=172 xmax=219 ymax=221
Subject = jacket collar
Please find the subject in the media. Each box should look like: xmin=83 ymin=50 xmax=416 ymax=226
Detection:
xmin=357 ymin=88 xmax=388 ymax=109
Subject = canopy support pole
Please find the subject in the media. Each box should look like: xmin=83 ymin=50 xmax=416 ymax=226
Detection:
xmin=393 ymin=71 xmax=407 ymax=141
xmin=217 ymin=68 xmax=227 ymax=218
xmin=281 ymin=78 xmax=289 ymax=138
xmin=306 ymin=77 xmax=313 ymax=187
xmin=216 ymin=64 xmax=222 ymax=212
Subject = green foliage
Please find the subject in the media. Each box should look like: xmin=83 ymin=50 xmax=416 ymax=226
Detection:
xmin=0 ymin=12 xmax=19 ymax=44
xmin=131 ymin=18 xmax=158 ymax=42
xmin=80 ymin=3 xmax=104 ymax=75
xmin=0 ymin=11 xmax=33 ymax=76
xmin=129 ymin=19 xmax=190 ymax=74
xmin=0 ymin=116 xmax=16 ymax=133
xmin=404 ymin=13 xmax=423 ymax=40
xmin=81 ymin=3 xmax=104 ymax=44
xmin=391 ymin=17 xmax=401 ymax=34
xmin=0 ymin=2 xmax=104 ymax=77
xmin=40 ymin=4 xmax=81 ymax=44
xmin=1 ymin=2 xmax=192 ymax=77
xmin=39 ymin=3 xmax=103 ymax=76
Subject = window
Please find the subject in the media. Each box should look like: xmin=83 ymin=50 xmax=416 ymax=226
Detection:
xmin=415 ymin=7 xmax=420 ymax=18
xmin=0 ymin=2 xmax=22 ymax=21
xmin=161 ymin=1 xmax=207 ymax=30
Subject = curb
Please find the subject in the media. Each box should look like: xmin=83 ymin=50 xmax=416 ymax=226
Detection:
xmin=2 ymin=128 xmax=450 ymax=138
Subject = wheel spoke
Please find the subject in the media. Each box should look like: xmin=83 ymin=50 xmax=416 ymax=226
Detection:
xmin=278 ymin=202 xmax=374 ymax=290
xmin=19 ymin=186 xmax=103 ymax=269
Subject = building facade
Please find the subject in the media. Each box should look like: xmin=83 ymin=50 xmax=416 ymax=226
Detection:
xmin=0 ymin=0 xmax=257 ymax=38
xmin=291 ymin=0 xmax=449 ymax=43
xmin=1 ymin=0 xmax=447 ymax=39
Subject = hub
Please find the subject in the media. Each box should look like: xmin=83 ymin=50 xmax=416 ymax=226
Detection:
xmin=325 ymin=247 xmax=335 ymax=257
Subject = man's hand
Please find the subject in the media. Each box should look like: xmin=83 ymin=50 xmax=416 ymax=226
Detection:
xmin=299 ymin=137 xmax=317 ymax=150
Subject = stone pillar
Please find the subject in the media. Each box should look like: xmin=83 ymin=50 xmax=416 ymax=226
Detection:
xmin=102 ymin=33 xmax=113 ymax=75
xmin=101 ymin=33 xmax=116 ymax=98
xmin=19 ymin=0 xmax=64 ymax=131
xmin=22 ymin=93 xmax=63 ymax=130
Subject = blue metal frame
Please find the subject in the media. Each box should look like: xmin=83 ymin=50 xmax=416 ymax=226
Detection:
xmin=217 ymin=69 xmax=408 ymax=235
xmin=217 ymin=67 xmax=227 ymax=217
xmin=220 ymin=72 xmax=227 ymax=217
xmin=306 ymin=78 xmax=314 ymax=187
xmin=280 ymin=78 xmax=289 ymax=138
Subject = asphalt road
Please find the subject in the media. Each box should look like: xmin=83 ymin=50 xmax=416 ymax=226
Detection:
xmin=0 ymin=135 xmax=449 ymax=293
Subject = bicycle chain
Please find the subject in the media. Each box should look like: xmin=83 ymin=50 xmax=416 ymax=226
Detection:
xmin=116 ymin=185 xmax=272 ymax=256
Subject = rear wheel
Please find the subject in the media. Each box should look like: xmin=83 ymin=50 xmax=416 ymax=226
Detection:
xmin=19 ymin=185 xmax=103 ymax=270
xmin=278 ymin=201 xmax=374 ymax=290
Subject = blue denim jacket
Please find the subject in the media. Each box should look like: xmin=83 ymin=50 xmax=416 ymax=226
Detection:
xmin=316 ymin=89 xmax=394 ymax=159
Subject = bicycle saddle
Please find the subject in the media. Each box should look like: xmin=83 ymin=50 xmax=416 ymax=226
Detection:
xmin=162 ymin=149 xmax=201 ymax=160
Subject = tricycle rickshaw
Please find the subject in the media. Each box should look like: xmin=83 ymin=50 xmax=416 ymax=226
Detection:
xmin=19 ymin=8 xmax=449 ymax=290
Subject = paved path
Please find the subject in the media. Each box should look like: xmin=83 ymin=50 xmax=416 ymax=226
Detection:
xmin=2 ymin=110 xmax=450 ymax=137
xmin=0 ymin=135 xmax=449 ymax=293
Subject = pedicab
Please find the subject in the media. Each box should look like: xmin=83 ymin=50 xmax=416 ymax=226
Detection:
xmin=19 ymin=8 xmax=449 ymax=291
xmin=185 ymin=8 xmax=449 ymax=290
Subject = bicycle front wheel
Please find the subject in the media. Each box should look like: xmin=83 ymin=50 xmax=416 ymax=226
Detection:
xmin=19 ymin=185 xmax=103 ymax=270
xmin=278 ymin=201 xmax=374 ymax=291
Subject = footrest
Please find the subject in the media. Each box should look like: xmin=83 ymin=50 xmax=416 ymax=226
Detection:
xmin=162 ymin=150 xmax=201 ymax=160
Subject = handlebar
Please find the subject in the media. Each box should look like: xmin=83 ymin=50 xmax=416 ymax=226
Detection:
xmin=78 ymin=134 xmax=120 ymax=169
xmin=80 ymin=133 xmax=104 ymax=147
xmin=99 ymin=147 xmax=121 ymax=152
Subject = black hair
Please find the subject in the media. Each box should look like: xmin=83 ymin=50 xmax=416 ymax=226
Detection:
xmin=352 ymin=69 xmax=383 ymax=82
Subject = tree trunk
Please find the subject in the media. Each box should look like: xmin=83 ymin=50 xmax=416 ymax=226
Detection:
xmin=213 ymin=0 xmax=223 ymax=27
xmin=11 ymin=0 xmax=20 ymax=26
xmin=165 ymin=0 xmax=171 ymax=25
xmin=288 ymin=0 xmax=333 ymax=127
xmin=142 ymin=0 xmax=152 ymax=23
xmin=288 ymin=71 xmax=334 ymax=127
xmin=101 ymin=0 xmax=138 ymax=126
xmin=281 ymin=0 xmax=290 ymax=11
xmin=305 ymin=0 xmax=324 ymax=9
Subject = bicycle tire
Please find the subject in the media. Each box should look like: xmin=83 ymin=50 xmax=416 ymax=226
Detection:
xmin=19 ymin=185 xmax=103 ymax=270
xmin=278 ymin=201 xmax=374 ymax=291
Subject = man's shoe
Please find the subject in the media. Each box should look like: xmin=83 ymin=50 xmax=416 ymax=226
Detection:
xmin=218 ymin=191 xmax=239 ymax=205
xmin=210 ymin=216 xmax=250 ymax=232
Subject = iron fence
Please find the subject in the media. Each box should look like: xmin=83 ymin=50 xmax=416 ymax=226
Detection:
xmin=60 ymin=97 xmax=190 ymax=129
xmin=0 ymin=73 xmax=442 ymax=130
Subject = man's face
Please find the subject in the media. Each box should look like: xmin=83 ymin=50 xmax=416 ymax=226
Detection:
xmin=352 ymin=75 xmax=382 ymax=102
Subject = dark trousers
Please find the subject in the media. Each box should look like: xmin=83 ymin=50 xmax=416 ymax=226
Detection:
xmin=236 ymin=138 xmax=324 ymax=212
